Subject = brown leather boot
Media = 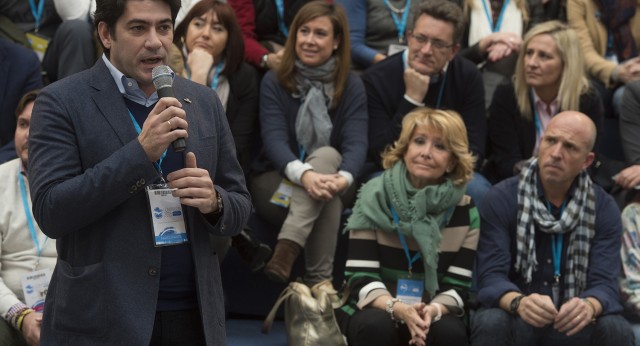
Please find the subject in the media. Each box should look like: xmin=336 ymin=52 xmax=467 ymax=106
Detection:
xmin=264 ymin=239 xmax=301 ymax=284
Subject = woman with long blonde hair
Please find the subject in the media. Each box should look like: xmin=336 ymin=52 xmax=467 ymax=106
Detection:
xmin=485 ymin=20 xmax=603 ymax=182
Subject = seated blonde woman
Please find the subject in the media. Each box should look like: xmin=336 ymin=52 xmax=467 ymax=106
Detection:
xmin=337 ymin=107 xmax=478 ymax=346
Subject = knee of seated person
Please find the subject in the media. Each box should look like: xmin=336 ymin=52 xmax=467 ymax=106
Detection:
xmin=56 ymin=19 xmax=94 ymax=40
xmin=307 ymin=146 xmax=341 ymax=161
xmin=305 ymin=146 xmax=342 ymax=172
xmin=429 ymin=315 xmax=468 ymax=344
xmin=466 ymin=172 xmax=492 ymax=208
xmin=349 ymin=308 xmax=397 ymax=341
xmin=472 ymin=307 xmax=511 ymax=334
xmin=593 ymin=314 xmax=635 ymax=343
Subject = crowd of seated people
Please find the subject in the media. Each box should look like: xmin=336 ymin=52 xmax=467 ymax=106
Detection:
xmin=5 ymin=0 xmax=640 ymax=344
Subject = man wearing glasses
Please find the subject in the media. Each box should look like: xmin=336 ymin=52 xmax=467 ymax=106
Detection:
xmin=362 ymin=0 xmax=490 ymax=206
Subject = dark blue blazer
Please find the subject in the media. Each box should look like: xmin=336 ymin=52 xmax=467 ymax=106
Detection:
xmin=0 ymin=38 xmax=43 ymax=146
xmin=28 ymin=58 xmax=251 ymax=345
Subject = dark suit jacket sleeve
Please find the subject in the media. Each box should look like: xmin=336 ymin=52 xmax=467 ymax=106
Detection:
xmin=197 ymin=85 xmax=253 ymax=236
xmin=29 ymin=85 xmax=161 ymax=239
xmin=259 ymin=71 xmax=300 ymax=174
xmin=227 ymin=63 xmax=259 ymax=173
xmin=620 ymin=82 xmax=640 ymax=163
xmin=488 ymin=81 xmax=530 ymax=180
xmin=452 ymin=58 xmax=487 ymax=167
xmin=476 ymin=179 xmax=522 ymax=308
xmin=363 ymin=55 xmax=417 ymax=165
xmin=335 ymin=74 xmax=368 ymax=178
xmin=581 ymin=188 xmax=623 ymax=315
xmin=580 ymin=86 xmax=604 ymax=152
xmin=0 ymin=39 xmax=43 ymax=146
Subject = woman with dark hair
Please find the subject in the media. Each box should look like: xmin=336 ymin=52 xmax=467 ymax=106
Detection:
xmin=174 ymin=0 xmax=269 ymax=271
xmin=174 ymin=0 xmax=259 ymax=172
xmin=251 ymin=1 xmax=368 ymax=286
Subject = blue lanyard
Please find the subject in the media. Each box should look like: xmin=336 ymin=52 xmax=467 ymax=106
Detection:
xmin=384 ymin=0 xmax=412 ymax=43
xmin=402 ymin=50 xmax=448 ymax=108
xmin=28 ymin=0 xmax=45 ymax=32
xmin=481 ymin=0 xmax=510 ymax=32
xmin=533 ymin=105 xmax=543 ymax=144
xmin=546 ymin=200 xmax=566 ymax=280
xmin=298 ymin=145 xmax=306 ymax=161
xmin=274 ymin=0 xmax=289 ymax=37
xmin=210 ymin=61 xmax=224 ymax=90
xmin=18 ymin=167 xmax=48 ymax=258
xmin=391 ymin=206 xmax=421 ymax=275
xmin=128 ymin=110 xmax=167 ymax=174
xmin=606 ymin=31 xmax=615 ymax=55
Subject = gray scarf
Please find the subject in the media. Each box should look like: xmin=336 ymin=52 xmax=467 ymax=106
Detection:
xmin=515 ymin=158 xmax=596 ymax=299
xmin=294 ymin=58 xmax=336 ymax=156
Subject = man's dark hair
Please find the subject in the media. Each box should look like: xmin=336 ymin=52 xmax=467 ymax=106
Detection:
xmin=94 ymin=0 xmax=181 ymax=55
xmin=411 ymin=0 xmax=465 ymax=44
xmin=16 ymin=90 xmax=40 ymax=120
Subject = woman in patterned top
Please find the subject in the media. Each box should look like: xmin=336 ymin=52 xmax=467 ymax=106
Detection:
xmin=338 ymin=107 xmax=479 ymax=346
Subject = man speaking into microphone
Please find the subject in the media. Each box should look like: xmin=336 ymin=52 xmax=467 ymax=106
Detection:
xmin=27 ymin=0 xmax=251 ymax=344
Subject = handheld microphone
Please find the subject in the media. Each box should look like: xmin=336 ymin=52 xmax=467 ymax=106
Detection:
xmin=152 ymin=65 xmax=186 ymax=152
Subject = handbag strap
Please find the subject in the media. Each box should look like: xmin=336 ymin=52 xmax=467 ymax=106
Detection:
xmin=310 ymin=280 xmax=350 ymax=309
xmin=262 ymin=284 xmax=295 ymax=334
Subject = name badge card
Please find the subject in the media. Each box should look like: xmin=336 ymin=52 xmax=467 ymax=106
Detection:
xmin=26 ymin=32 xmax=50 ymax=61
xmin=270 ymin=179 xmax=294 ymax=208
xmin=388 ymin=44 xmax=407 ymax=57
xmin=396 ymin=277 xmax=424 ymax=306
xmin=146 ymin=184 xmax=188 ymax=246
xmin=21 ymin=268 xmax=52 ymax=312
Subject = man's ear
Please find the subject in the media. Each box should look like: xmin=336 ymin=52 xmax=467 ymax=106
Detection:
xmin=449 ymin=43 xmax=461 ymax=60
xmin=583 ymin=152 xmax=596 ymax=170
xmin=97 ymin=22 xmax=112 ymax=50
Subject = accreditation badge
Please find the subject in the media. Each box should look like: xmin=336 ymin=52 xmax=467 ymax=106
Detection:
xmin=396 ymin=277 xmax=424 ymax=306
xmin=146 ymin=184 xmax=188 ymax=246
xmin=269 ymin=179 xmax=294 ymax=208
xmin=26 ymin=32 xmax=50 ymax=61
xmin=21 ymin=268 xmax=52 ymax=312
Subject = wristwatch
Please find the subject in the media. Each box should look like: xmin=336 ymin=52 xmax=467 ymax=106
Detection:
xmin=213 ymin=190 xmax=223 ymax=214
xmin=510 ymin=294 xmax=525 ymax=315
xmin=260 ymin=53 xmax=269 ymax=69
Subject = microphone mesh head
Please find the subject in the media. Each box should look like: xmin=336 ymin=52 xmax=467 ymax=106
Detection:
xmin=152 ymin=65 xmax=174 ymax=89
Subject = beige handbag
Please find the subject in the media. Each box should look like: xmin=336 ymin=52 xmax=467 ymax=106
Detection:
xmin=262 ymin=280 xmax=347 ymax=346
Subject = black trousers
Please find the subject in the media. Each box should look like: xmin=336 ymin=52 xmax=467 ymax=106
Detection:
xmin=149 ymin=309 xmax=206 ymax=346
xmin=337 ymin=307 xmax=469 ymax=346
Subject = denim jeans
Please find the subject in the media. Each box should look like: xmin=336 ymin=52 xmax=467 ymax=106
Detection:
xmin=471 ymin=307 xmax=634 ymax=346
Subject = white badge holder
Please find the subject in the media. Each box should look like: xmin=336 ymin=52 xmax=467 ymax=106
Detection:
xmin=21 ymin=268 xmax=52 ymax=312
xmin=146 ymin=184 xmax=189 ymax=246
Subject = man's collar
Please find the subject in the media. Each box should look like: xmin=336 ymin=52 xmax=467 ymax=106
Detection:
xmin=101 ymin=54 xmax=161 ymax=107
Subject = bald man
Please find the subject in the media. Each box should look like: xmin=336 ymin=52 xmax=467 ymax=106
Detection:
xmin=472 ymin=112 xmax=634 ymax=345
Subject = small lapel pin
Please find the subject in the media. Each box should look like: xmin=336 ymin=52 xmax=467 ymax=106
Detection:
xmin=183 ymin=98 xmax=192 ymax=104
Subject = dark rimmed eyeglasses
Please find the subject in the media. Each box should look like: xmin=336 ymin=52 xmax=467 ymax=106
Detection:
xmin=410 ymin=34 xmax=454 ymax=50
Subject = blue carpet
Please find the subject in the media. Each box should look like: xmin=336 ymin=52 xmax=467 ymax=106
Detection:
xmin=227 ymin=319 xmax=287 ymax=346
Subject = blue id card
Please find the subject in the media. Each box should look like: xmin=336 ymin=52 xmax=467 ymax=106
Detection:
xmin=396 ymin=278 xmax=424 ymax=305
